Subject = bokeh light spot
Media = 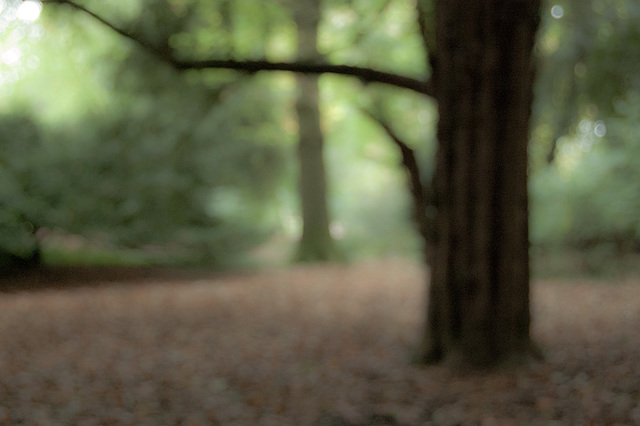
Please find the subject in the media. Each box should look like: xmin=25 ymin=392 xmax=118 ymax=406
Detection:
xmin=16 ymin=0 xmax=42 ymax=23
xmin=2 ymin=46 xmax=21 ymax=65
xmin=594 ymin=120 xmax=606 ymax=137
xmin=551 ymin=5 xmax=564 ymax=19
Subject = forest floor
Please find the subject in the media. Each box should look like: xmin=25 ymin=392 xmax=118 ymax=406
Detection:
xmin=1 ymin=258 xmax=639 ymax=425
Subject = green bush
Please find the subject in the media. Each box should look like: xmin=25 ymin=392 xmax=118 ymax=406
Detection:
xmin=531 ymin=96 xmax=640 ymax=253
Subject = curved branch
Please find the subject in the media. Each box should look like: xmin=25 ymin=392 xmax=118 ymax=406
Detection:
xmin=359 ymin=107 xmax=435 ymax=263
xmin=173 ymin=59 xmax=434 ymax=95
xmin=45 ymin=0 xmax=435 ymax=97
xmin=46 ymin=0 xmax=173 ymax=61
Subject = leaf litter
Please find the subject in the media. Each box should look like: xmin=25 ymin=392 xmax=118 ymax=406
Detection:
xmin=0 ymin=259 xmax=639 ymax=425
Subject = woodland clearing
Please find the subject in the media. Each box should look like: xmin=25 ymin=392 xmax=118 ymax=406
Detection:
xmin=1 ymin=259 xmax=639 ymax=425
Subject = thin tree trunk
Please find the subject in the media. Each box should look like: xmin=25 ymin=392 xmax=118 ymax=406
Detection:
xmin=416 ymin=0 xmax=543 ymax=368
xmin=545 ymin=54 xmax=583 ymax=164
xmin=293 ymin=0 xmax=336 ymax=262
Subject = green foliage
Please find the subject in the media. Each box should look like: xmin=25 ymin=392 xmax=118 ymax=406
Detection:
xmin=532 ymin=0 xmax=640 ymax=166
xmin=0 ymin=0 xmax=297 ymax=268
xmin=0 ymin=92 xmax=287 ymax=265
xmin=319 ymin=0 xmax=427 ymax=77
xmin=531 ymin=95 xmax=640 ymax=252
xmin=318 ymin=77 xmax=434 ymax=259
xmin=332 ymin=175 xmax=421 ymax=259
xmin=42 ymin=245 xmax=158 ymax=267
xmin=52 ymin=82 xmax=286 ymax=264
xmin=581 ymin=1 xmax=640 ymax=114
xmin=530 ymin=0 xmax=640 ymax=272
xmin=0 ymin=114 xmax=47 ymax=260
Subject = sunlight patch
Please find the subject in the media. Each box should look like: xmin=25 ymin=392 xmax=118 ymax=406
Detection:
xmin=16 ymin=0 xmax=42 ymax=23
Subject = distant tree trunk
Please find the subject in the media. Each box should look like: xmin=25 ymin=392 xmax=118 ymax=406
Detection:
xmin=545 ymin=54 xmax=583 ymax=164
xmin=293 ymin=0 xmax=336 ymax=262
xmin=415 ymin=0 xmax=542 ymax=368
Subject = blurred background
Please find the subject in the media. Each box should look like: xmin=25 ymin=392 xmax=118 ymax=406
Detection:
xmin=1 ymin=0 xmax=638 ymax=277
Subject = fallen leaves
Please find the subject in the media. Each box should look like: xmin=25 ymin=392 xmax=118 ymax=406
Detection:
xmin=0 ymin=259 xmax=639 ymax=425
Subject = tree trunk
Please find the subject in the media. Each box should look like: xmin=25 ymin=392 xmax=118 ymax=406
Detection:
xmin=415 ymin=0 xmax=542 ymax=368
xmin=293 ymin=0 xmax=336 ymax=262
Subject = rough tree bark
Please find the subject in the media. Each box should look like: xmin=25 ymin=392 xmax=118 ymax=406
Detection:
xmin=414 ymin=0 xmax=543 ymax=368
xmin=293 ymin=0 xmax=336 ymax=262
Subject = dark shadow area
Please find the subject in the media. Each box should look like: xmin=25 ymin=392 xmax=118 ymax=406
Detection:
xmin=0 ymin=265 xmax=222 ymax=293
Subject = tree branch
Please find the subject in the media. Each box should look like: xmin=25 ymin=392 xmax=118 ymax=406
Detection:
xmin=174 ymin=59 xmax=434 ymax=95
xmin=359 ymin=107 xmax=435 ymax=262
xmin=45 ymin=0 xmax=435 ymax=97
xmin=416 ymin=0 xmax=437 ymax=80
xmin=46 ymin=0 xmax=173 ymax=61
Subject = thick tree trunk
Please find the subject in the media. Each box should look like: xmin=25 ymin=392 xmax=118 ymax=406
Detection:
xmin=416 ymin=0 xmax=542 ymax=368
xmin=293 ymin=0 xmax=336 ymax=262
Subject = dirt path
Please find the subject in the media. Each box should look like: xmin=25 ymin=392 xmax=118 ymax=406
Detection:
xmin=1 ymin=259 xmax=639 ymax=425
